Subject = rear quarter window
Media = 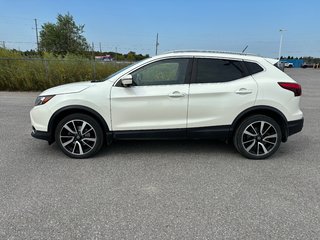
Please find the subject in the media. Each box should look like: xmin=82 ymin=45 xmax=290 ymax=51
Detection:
xmin=245 ymin=61 xmax=264 ymax=75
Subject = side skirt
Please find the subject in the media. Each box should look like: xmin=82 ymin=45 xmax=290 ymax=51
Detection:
xmin=187 ymin=125 xmax=231 ymax=140
xmin=111 ymin=126 xmax=231 ymax=141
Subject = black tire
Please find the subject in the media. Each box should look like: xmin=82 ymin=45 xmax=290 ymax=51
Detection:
xmin=233 ymin=115 xmax=282 ymax=160
xmin=55 ymin=113 xmax=104 ymax=159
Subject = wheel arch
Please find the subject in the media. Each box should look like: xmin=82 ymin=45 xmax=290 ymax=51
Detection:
xmin=230 ymin=106 xmax=289 ymax=142
xmin=47 ymin=105 xmax=109 ymax=144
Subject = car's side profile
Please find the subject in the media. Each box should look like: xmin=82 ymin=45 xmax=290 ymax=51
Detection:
xmin=30 ymin=51 xmax=303 ymax=159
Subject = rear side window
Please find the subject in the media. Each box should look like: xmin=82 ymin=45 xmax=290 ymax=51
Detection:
xmin=195 ymin=58 xmax=247 ymax=83
xmin=245 ymin=61 xmax=264 ymax=75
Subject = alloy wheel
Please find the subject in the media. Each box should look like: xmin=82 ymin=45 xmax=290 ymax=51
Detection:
xmin=241 ymin=120 xmax=278 ymax=157
xmin=59 ymin=119 xmax=97 ymax=156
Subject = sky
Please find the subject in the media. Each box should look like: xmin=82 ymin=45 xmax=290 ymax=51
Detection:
xmin=0 ymin=0 xmax=319 ymax=58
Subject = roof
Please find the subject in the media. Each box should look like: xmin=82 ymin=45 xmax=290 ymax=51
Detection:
xmin=154 ymin=50 xmax=269 ymax=62
xmin=166 ymin=50 xmax=258 ymax=56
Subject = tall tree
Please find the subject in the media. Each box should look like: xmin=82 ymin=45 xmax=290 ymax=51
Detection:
xmin=39 ymin=13 xmax=89 ymax=56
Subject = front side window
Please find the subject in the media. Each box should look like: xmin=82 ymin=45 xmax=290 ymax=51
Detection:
xmin=131 ymin=59 xmax=189 ymax=86
xmin=195 ymin=58 xmax=247 ymax=83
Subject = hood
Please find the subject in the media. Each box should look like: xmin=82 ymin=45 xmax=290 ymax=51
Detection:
xmin=40 ymin=81 xmax=94 ymax=96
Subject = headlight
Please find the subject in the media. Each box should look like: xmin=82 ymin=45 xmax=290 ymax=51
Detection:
xmin=35 ymin=95 xmax=55 ymax=106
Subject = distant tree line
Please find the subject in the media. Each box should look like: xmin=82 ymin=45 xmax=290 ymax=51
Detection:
xmin=92 ymin=51 xmax=149 ymax=61
xmin=19 ymin=49 xmax=149 ymax=61
xmin=300 ymin=57 xmax=320 ymax=64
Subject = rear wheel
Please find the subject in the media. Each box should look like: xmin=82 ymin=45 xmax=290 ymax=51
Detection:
xmin=55 ymin=114 xmax=104 ymax=158
xmin=233 ymin=115 xmax=282 ymax=159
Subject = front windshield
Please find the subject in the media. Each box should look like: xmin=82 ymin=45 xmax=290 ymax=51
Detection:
xmin=104 ymin=63 xmax=135 ymax=81
xmin=103 ymin=59 xmax=147 ymax=81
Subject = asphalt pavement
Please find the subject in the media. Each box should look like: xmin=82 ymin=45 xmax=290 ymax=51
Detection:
xmin=0 ymin=68 xmax=319 ymax=239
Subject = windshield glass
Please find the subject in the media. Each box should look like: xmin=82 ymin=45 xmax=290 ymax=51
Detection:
xmin=102 ymin=59 xmax=149 ymax=82
xmin=92 ymin=63 xmax=137 ymax=82
xmin=91 ymin=58 xmax=150 ymax=83
xmin=104 ymin=63 xmax=135 ymax=81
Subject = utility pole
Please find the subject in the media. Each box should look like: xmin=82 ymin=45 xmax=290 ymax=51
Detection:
xmin=99 ymin=42 xmax=102 ymax=53
xmin=115 ymin=47 xmax=118 ymax=61
xmin=91 ymin=42 xmax=95 ymax=56
xmin=155 ymin=33 xmax=159 ymax=55
xmin=92 ymin=42 xmax=96 ymax=80
xmin=34 ymin=18 xmax=40 ymax=51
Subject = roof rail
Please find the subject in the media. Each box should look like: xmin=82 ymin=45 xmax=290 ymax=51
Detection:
xmin=164 ymin=50 xmax=259 ymax=57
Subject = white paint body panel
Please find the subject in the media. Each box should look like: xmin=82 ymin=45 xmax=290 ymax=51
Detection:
xmin=111 ymin=84 xmax=189 ymax=130
xmin=252 ymin=59 xmax=303 ymax=121
xmin=41 ymin=81 xmax=92 ymax=95
xmin=30 ymin=81 xmax=112 ymax=132
xmin=187 ymin=76 xmax=258 ymax=127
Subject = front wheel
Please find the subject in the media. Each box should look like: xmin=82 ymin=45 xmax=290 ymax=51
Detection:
xmin=55 ymin=114 xmax=104 ymax=159
xmin=233 ymin=115 xmax=282 ymax=159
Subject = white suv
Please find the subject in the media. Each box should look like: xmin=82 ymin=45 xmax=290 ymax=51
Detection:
xmin=30 ymin=51 xmax=303 ymax=159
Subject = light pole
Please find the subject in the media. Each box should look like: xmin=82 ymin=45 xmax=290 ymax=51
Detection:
xmin=278 ymin=29 xmax=286 ymax=61
xmin=155 ymin=33 xmax=159 ymax=55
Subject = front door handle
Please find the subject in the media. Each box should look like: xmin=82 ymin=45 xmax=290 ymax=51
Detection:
xmin=168 ymin=91 xmax=186 ymax=98
xmin=235 ymin=88 xmax=252 ymax=95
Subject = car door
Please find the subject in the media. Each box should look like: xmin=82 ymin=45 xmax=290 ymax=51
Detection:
xmin=187 ymin=58 xmax=258 ymax=129
xmin=111 ymin=58 xmax=192 ymax=132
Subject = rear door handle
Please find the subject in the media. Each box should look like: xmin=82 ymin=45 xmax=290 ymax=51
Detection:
xmin=168 ymin=91 xmax=186 ymax=98
xmin=235 ymin=88 xmax=252 ymax=95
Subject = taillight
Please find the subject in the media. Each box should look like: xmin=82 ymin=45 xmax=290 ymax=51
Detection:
xmin=278 ymin=82 xmax=301 ymax=97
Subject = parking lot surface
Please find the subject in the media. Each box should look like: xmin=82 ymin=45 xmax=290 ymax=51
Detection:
xmin=0 ymin=69 xmax=319 ymax=239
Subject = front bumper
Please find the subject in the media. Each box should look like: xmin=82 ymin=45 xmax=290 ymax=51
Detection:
xmin=30 ymin=105 xmax=52 ymax=132
xmin=31 ymin=127 xmax=53 ymax=144
xmin=288 ymin=118 xmax=304 ymax=136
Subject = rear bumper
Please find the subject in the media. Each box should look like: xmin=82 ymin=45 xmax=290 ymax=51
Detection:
xmin=288 ymin=118 xmax=304 ymax=136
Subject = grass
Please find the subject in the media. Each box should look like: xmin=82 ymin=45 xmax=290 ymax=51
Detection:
xmin=0 ymin=49 xmax=129 ymax=91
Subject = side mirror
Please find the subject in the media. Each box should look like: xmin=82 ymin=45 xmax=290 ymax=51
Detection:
xmin=120 ymin=74 xmax=133 ymax=87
